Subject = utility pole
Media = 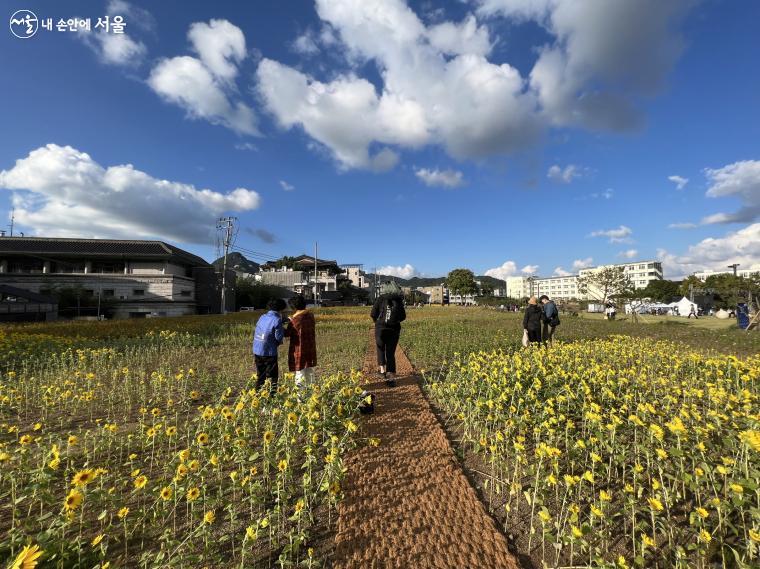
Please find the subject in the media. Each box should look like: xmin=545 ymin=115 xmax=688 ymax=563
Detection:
xmin=728 ymin=263 xmax=740 ymax=277
xmin=217 ymin=217 xmax=236 ymax=315
xmin=9 ymin=208 xmax=14 ymax=237
xmin=314 ymin=242 xmax=318 ymax=304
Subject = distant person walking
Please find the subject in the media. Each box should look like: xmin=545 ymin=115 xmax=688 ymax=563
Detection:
xmin=539 ymin=294 xmax=560 ymax=346
xmin=285 ymin=295 xmax=317 ymax=388
xmin=688 ymin=304 xmax=699 ymax=319
xmin=253 ymin=298 xmax=287 ymax=393
xmin=523 ymin=297 xmax=543 ymax=346
xmin=371 ymin=282 xmax=406 ymax=386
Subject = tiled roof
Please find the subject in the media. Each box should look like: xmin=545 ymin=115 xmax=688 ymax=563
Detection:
xmin=0 ymin=237 xmax=210 ymax=267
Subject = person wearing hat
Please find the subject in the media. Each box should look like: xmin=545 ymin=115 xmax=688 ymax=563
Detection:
xmin=523 ymin=296 xmax=543 ymax=345
xmin=370 ymin=281 xmax=406 ymax=386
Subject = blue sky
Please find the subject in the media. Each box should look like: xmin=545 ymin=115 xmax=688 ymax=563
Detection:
xmin=1 ymin=0 xmax=759 ymax=280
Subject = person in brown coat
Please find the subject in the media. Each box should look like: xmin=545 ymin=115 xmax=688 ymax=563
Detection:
xmin=284 ymin=296 xmax=317 ymax=388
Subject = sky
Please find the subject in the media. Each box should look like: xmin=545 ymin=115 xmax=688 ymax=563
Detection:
xmin=1 ymin=0 xmax=759 ymax=280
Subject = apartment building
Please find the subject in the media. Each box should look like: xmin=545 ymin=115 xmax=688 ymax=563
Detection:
xmin=694 ymin=268 xmax=760 ymax=280
xmin=417 ymin=285 xmax=447 ymax=305
xmin=578 ymin=261 xmax=663 ymax=290
xmin=505 ymin=276 xmax=533 ymax=299
xmin=534 ymin=275 xmax=581 ymax=300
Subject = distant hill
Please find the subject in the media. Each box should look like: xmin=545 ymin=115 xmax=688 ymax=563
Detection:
xmin=212 ymin=252 xmax=260 ymax=275
xmin=366 ymin=273 xmax=506 ymax=290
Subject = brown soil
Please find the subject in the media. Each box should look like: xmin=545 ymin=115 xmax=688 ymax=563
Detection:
xmin=332 ymin=333 xmax=520 ymax=569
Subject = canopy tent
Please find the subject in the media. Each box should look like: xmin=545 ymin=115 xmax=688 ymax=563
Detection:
xmin=672 ymin=296 xmax=698 ymax=317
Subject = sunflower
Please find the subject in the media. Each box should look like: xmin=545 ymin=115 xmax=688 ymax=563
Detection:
xmin=71 ymin=469 xmax=96 ymax=487
xmin=160 ymin=486 xmax=173 ymax=501
xmin=91 ymin=534 xmax=104 ymax=547
xmin=67 ymin=435 xmax=78 ymax=446
xmin=134 ymin=475 xmax=148 ymax=489
xmin=287 ymin=412 xmax=298 ymax=425
xmin=278 ymin=459 xmax=288 ymax=472
xmin=165 ymin=426 xmax=177 ymax=437
xmin=186 ymin=487 xmax=200 ymax=502
xmin=64 ymin=489 xmax=83 ymax=512
xmin=145 ymin=427 xmax=157 ymax=438
xmin=263 ymin=430 xmax=274 ymax=445
xmin=117 ymin=507 xmax=129 ymax=519
xmin=178 ymin=448 xmax=190 ymax=462
xmin=188 ymin=459 xmax=200 ymax=472
xmin=190 ymin=390 xmax=200 ymax=400
xmin=294 ymin=499 xmax=305 ymax=514
xmin=196 ymin=433 xmax=209 ymax=446
xmin=8 ymin=543 xmax=42 ymax=569
xmin=203 ymin=510 xmax=215 ymax=524
xmin=19 ymin=435 xmax=32 ymax=446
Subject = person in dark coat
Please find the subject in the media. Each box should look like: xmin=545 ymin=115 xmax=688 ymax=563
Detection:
xmin=539 ymin=294 xmax=560 ymax=346
xmin=523 ymin=296 xmax=543 ymax=345
xmin=284 ymin=295 xmax=317 ymax=388
xmin=371 ymin=281 xmax=406 ymax=386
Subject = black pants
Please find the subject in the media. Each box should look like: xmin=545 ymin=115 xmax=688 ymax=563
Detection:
xmin=255 ymin=355 xmax=278 ymax=391
xmin=375 ymin=326 xmax=400 ymax=373
xmin=527 ymin=328 xmax=541 ymax=344
xmin=542 ymin=322 xmax=557 ymax=344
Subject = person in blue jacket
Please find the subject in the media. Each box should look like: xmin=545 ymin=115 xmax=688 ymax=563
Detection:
xmin=253 ymin=298 xmax=287 ymax=392
xmin=539 ymin=294 xmax=560 ymax=346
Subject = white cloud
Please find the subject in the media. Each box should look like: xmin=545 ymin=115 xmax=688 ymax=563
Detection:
xmin=572 ymin=257 xmax=593 ymax=270
xmin=255 ymin=0 xmax=542 ymax=170
xmin=427 ymin=15 xmax=492 ymax=57
xmin=479 ymin=0 xmax=692 ymax=131
xmin=668 ymin=222 xmax=696 ymax=229
xmin=521 ymin=264 xmax=539 ymax=275
xmin=485 ymin=260 xmax=518 ymax=280
xmin=547 ymin=163 xmax=580 ymax=183
xmin=553 ymin=266 xmax=571 ymax=276
xmin=590 ymin=225 xmax=633 ymax=243
xmin=617 ymin=249 xmax=638 ymax=259
xmin=187 ymin=19 xmax=247 ymax=83
xmin=279 ymin=180 xmax=295 ymax=192
xmin=235 ymin=142 xmax=258 ymax=152
xmin=668 ymin=175 xmax=688 ymax=190
xmin=702 ymin=160 xmax=760 ymax=225
xmin=377 ymin=264 xmax=418 ymax=279
xmin=292 ymin=31 xmax=321 ymax=55
xmin=0 ymin=144 xmax=260 ymax=244
xmin=147 ymin=20 xmax=258 ymax=136
xmin=657 ymin=223 xmax=760 ymax=279
xmin=415 ymin=167 xmax=465 ymax=188
xmin=77 ymin=0 xmax=149 ymax=67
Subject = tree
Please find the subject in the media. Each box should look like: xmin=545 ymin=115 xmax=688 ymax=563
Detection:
xmin=705 ymin=274 xmax=751 ymax=309
xmin=446 ymin=268 xmax=478 ymax=303
xmin=641 ymin=279 xmax=680 ymax=303
xmin=577 ymin=266 xmax=633 ymax=305
xmin=678 ymin=275 xmax=703 ymax=298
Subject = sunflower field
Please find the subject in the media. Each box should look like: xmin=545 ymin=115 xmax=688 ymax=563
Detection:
xmin=425 ymin=335 xmax=760 ymax=568
xmin=0 ymin=314 xmax=370 ymax=568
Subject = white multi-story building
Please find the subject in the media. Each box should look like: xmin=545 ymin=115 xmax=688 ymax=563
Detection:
xmin=578 ymin=260 xmax=663 ymax=290
xmin=534 ymin=275 xmax=581 ymax=300
xmin=505 ymin=276 xmax=533 ymax=299
xmin=341 ymin=264 xmax=370 ymax=288
xmin=694 ymin=268 xmax=760 ymax=280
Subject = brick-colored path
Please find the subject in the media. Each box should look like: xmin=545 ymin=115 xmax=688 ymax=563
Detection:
xmin=332 ymin=334 xmax=520 ymax=569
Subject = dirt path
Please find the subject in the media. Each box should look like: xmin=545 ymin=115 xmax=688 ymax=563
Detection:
xmin=331 ymin=333 xmax=520 ymax=569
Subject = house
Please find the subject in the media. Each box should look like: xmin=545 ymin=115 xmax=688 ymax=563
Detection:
xmin=0 ymin=236 xmax=233 ymax=318
xmin=259 ymin=255 xmax=349 ymax=300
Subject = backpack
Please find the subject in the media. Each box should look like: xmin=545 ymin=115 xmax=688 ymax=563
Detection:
xmin=382 ymin=297 xmax=404 ymax=326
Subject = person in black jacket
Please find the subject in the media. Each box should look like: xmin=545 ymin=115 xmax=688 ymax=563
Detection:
xmin=539 ymin=294 xmax=560 ymax=346
xmin=371 ymin=281 xmax=406 ymax=386
xmin=523 ymin=296 xmax=543 ymax=345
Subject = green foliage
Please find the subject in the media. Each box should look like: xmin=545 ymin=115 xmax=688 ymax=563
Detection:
xmin=446 ymin=268 xmax=478 ymax=298
xmin=640 ymin=279 xmax=681 ymax=302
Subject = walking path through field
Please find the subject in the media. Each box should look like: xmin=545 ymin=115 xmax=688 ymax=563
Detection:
xmin=331 ymin=333 xmax=520 ymax=569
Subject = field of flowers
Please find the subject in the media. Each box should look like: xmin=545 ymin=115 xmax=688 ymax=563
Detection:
xmin=424 ymin=335 xmax=760 ymax=568
xmin=1 ymin=310 xmax=371 ymax=568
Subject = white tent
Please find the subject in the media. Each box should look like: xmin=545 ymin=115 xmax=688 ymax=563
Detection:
xmin=672 ymin=297 xmax=698 ymax=317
